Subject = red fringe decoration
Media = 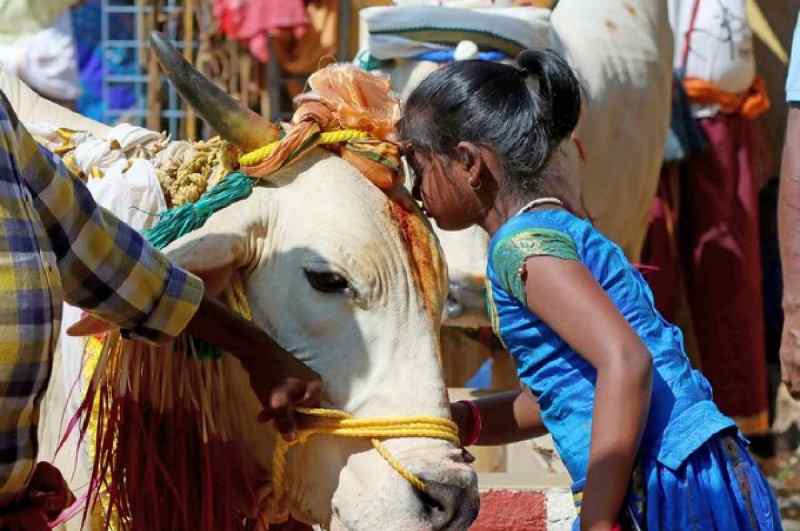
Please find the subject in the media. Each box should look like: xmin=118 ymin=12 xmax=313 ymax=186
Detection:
xmin=70 ymin=334 xmax=259 ymax=531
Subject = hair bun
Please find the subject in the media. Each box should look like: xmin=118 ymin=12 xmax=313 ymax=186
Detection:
xmin=516 ymin=48 xmax=582 ymax=144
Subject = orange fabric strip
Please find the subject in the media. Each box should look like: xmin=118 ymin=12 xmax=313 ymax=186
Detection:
xmin=240 ymin=64 xmax=404 ymax=196
xmin=682 ymin=76 xmax=771 ymax=120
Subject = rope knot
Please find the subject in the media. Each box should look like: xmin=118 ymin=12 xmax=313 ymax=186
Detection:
xmin=292 ymin=100 xmax=336 ymax=130
xmin=238 ymin=64 xmax=405 ymax=198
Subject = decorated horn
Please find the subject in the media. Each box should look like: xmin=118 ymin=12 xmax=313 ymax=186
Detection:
xmin=149 ymin=31 xmax=280 ymax=151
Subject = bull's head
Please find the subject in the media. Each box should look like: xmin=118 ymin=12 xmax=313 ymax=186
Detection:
xmin=121 ymin=32 xmax=480 ymax=530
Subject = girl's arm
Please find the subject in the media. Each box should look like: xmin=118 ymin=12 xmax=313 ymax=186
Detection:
xmin=522 ymin=256 xmax=653 ymax=531
xmin=450 ymin=387 xmax=547 ymax=447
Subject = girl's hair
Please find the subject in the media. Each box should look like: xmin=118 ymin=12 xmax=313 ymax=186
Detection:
xmin=399 ymin=48 xmax=582 ymax=198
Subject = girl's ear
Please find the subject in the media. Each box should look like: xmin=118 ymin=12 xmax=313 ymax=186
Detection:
xmin=455 ymin=141 xmax=484 ymax=188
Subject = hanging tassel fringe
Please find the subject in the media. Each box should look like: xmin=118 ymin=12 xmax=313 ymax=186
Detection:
xmin=74 ymin=323 xmax=258 ymax=531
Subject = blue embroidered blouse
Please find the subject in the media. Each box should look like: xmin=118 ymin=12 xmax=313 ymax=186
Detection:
xmin=485 ymin=209 xmax=735 ymax=493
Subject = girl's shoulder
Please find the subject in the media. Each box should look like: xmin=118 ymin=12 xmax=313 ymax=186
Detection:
xmin=490 ymin=209 xmax=587 ymax=262
xmin=488 ymin=209 xmax=585 ymax=302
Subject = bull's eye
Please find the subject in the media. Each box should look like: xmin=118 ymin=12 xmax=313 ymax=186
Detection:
xmin=304 ymin=269 xmax=354 ymax=296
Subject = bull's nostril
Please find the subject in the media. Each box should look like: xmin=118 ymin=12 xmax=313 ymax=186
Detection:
xmin=416 ymin=481 xmax=479 ymax=531
xmin=416 ymin=482 xmax=452 ymax=528
xmin=417 ymin=488 xmax=446 ymax=514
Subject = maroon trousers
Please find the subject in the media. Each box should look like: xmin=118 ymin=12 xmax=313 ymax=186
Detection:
xmin=642 ymin=113 xmax=770 ymax=435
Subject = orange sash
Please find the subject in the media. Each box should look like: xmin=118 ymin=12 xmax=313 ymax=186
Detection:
xmin=682 ymin=76 xmax=770 ymax=120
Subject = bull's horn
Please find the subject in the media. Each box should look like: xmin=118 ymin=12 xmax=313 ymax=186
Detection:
xmin=149 ymin=31 xmax=280 ymax=151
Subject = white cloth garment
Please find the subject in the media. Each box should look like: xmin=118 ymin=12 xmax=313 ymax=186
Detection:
xmin=669 ymin=0 xmax=756 ymax=117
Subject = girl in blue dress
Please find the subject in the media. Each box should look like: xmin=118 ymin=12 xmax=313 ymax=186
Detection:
xmin=399 ymin=49 xmax=782 ymax=531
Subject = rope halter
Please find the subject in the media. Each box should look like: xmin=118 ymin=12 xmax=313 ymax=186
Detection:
xmin=226 ymin=275 xmax=460 ymax=524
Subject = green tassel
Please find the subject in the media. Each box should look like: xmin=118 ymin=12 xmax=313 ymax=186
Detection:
xmin=145 ymin=171 xmax=254 ymax=360
xmin=144 ymin=171 xmax=254 ymax=250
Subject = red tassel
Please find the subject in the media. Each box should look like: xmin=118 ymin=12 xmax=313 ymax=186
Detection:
xmin=66 ymin=336 xmax=258 ymax=531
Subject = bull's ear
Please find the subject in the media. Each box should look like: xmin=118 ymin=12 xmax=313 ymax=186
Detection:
xmin=161 ymin=199 xmax=260 ymax=298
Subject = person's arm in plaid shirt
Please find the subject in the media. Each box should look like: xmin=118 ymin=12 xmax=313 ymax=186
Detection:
xmin=11 ymin=99 xmax=203 ymax=343
xmin=2 ymin=91 xmax=320 ymax=436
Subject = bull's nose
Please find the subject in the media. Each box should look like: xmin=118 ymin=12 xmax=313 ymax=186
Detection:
xmin=417 ymin=480 xmax=480 ymax=530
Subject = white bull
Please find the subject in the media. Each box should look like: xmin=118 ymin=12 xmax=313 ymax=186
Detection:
xmin=9 ymin=37 xmax=479 ymax=530
xmin=363 ymin=0 xmax=673 ymax=329
xmin=158 ymin=151 xmax=479 ymax=530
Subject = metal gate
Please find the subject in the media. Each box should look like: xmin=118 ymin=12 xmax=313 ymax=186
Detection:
xmin=99 ymin=0 xmax=351 ymax=139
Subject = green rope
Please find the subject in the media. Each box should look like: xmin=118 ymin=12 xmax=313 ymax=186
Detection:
xmin=144 ymin=171 xmax=253 ymax=250
xmin=144 ymin=170 xmax=254 ymax=359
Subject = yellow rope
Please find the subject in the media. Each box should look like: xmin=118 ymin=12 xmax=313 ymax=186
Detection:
xmin=224 ymin=274 xmax=459 ymax=523
xmin=238 ymin=129 xmax=369 ymax=166
xmin=270 ymin=409 xmax=459 ymax=517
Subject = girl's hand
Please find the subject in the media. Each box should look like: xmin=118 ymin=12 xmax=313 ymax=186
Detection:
xmin=449 ymin=389 xmax=547 ymax=447
xmin=449 ymin=401 xmax=475 ymax=447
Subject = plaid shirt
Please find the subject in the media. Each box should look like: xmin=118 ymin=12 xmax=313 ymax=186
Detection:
xmin=0 ymin=92 xmax=204 ymax=503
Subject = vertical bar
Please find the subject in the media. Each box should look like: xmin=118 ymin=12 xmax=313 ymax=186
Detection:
xmin=136 ymin=1 xmax=146 ymax=128
xmin=261 ymin=56 xmax=271 ymax=120
xmin=241 ymin=51 xmax=251 ymax=110
xmin=267 ymin=37 xmax=281 ymax=122
xmin=338 ymin=0 xmax=352 ymax=62
xmin=183 ymin=0 xmax=196 ymax=139
xmin=146 ymin=0 xmax=162 ymax=131
xmin=101 ymin=0 xmax=109 ymax=124
xmin=167 ymin=0 xmax=178 ymax=137
xmin=228 ymin=39 xmax=239 ymax=100
xmin=137 ymin=0 xmax=148 ymax=69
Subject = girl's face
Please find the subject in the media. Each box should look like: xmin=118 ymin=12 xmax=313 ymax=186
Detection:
xmin=408 ymin=149 xmax=484 ymax=231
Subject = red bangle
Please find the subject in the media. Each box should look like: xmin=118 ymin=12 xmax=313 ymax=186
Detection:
xmin=456 ymin=400 xmax=482 ymax=446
